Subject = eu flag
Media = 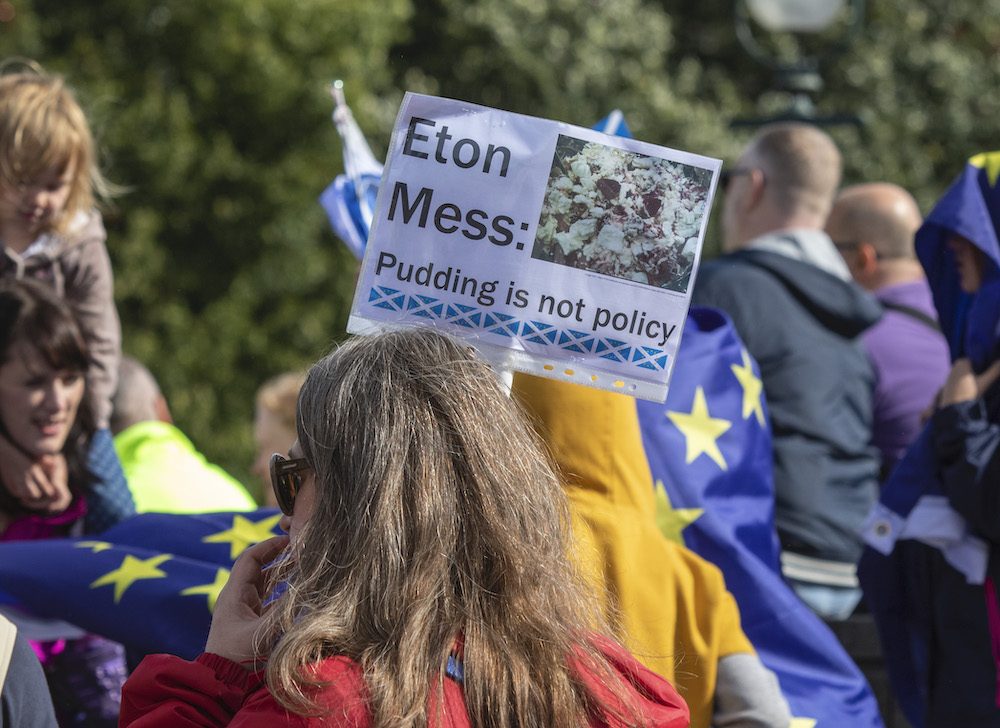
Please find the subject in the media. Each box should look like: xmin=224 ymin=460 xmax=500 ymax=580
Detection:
xmin=641 ymin=306 xmax=884 ymax=727
xmin=0 ymin=510 xmax=283 ymax=658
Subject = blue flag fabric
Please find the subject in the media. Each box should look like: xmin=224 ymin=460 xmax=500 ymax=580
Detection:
xmin=914 ymin=152 xmax=1000 ymax=368
xmin=0 ymin=510 xmax=283 ymax=658
xmin=591 ymin=110 xmax=633 ymax=139
xmin=319 ymin=82 xmax=383 ymax=260
xmin=858 ymin=153 xmax=1000 ymax=727
xmin=639 ymin=306 xmax=884 ymax=727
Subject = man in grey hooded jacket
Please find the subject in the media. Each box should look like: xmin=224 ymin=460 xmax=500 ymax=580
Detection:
xmin=693 ymin=123 xmax=882 ymax=620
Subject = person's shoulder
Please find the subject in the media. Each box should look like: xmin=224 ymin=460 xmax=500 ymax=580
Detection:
xmin=697 ymin=251 xmax=775 ymax=286
xmin=581 ymin=635 xmax=691 ymax=728
xmin=307 ymin=655 xmax=369 ymax=705
xmin=693 ymin=252 xmax=780 ymax=311
xmin=53 ymin=210 xmax=107 ymax=248
xmin=46 ymin=212 xmax=114 ymax=293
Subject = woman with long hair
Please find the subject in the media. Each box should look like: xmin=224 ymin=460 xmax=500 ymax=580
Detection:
xmin=121 ymin=328 xmax=689 ymax=727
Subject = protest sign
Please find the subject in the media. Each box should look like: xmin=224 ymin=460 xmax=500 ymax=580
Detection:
xmin=348 ymin=93 xmax=720 ymax=401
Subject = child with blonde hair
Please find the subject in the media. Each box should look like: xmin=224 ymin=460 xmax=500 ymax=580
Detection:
xmin=0 ymin=63 xmax=124 ymax=517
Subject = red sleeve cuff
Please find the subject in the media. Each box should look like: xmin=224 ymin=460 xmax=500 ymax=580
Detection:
xmin=196 ymin=652 xmax=266 ymax=691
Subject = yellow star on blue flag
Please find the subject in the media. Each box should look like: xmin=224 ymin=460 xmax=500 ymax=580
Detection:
xmin=640 ymin=308 xmax=886 ymax=725
xmin=970 ymin=151 xmax=1000 ymax=187
xmin=202 ymin=513 xmax=282 ymax=560
xmin=654 ymin=481 xmax=703 ymax=544
xmin=75 ymin=540 xmax=113 ymax=553
xmin=666 ymin=386 xmax=732 ymax=470
xmin=90 ymin=553 xmax=171 ymax=604
xmin=180 ymin=568 xmax=230 ymax=612
xmin=730 ymin=348 xmax=765 ymax=426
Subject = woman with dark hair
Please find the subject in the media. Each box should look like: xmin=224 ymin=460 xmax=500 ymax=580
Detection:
xmin=0 ymin=277 xmax=95 ymax=534
xmin=121 ymin=328 xmax=689 ymax=727
xmin=0 ymin=277 xmax=132 ymax=726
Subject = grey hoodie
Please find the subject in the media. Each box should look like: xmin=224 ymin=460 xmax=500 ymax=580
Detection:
xmin=0 ymin=210 xmax=121 ymax=428
xmin=693 ymin=229 xmax=883 ymax=567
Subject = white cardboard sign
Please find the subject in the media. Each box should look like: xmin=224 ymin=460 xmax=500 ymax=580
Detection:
xmin=348 ymin=93 xmax=721 ymax=402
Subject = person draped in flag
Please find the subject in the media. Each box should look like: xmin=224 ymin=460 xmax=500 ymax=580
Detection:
xmin=910 ymin=152 xmax=1000 ymax=727
xmin=860 ymin=152 xmax=1000 ymax=727
xmin=511 ymin=372 xmax=791 ymax=728
xmin=121 ymin=328 xmax=690 ymax=727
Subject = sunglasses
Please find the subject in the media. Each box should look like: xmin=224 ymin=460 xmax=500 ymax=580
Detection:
xmin=269 ymin=452 xmax=311 ymax=516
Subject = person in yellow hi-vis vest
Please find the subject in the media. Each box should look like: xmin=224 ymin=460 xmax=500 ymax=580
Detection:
xmin=513 ymin=374 xmax=790 ymax=728
xmin=111 ymin=356 xmax=257 ymax=513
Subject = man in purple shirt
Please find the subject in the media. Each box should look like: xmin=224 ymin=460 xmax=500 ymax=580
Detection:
xmin=825 ymin=183 xmax=952 ymax=479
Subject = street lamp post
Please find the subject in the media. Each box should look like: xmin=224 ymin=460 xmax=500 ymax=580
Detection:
xmin=731 ymin=0 xmax=865 ymax=128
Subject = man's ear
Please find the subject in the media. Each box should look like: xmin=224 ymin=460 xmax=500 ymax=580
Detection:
xmin=744 ymin=168 xmax=766 ymax=211
xmin=154 ymin=395 xmax=173 ymax=425
xmin=856 ymin=242 xmax=879 ymax=275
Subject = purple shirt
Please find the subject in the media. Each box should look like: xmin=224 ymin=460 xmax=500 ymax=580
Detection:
xmin=864 ymin=280 xmax=951 ymax=477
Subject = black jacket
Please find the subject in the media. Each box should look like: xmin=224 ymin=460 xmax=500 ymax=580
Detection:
xmin=920 ymin=379 xmax=1000 ymax=727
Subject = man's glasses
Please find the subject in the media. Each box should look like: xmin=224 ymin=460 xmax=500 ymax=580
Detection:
xmin=270 ymin=453 xmax=310 ymax=516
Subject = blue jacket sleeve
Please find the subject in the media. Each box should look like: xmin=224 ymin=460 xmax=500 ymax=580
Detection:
xmin=84 ymin=429 xmax=136 ymax=534
xmin=933 ymin=392 xmax=1000 ymax=542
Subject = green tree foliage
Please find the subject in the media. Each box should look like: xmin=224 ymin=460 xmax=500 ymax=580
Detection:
xmin=0 ymin=0 xmax=996 ymax=494
xmin=652 ymin=0 xmax=1000 ymax=211
xmin=393 ymin=0 xmax=741 ymax=160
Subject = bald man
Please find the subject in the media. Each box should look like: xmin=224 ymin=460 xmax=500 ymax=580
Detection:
xmin=825 ymin=183 xmax=950 ymax=477
xmin=692 ymin=123 xmax=882 ymax=621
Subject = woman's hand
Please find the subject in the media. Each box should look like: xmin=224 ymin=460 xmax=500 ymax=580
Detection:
xmin=0 ymin=434 xmax=72 ymax=514
xmin=204 ymin=535 xmax=289 ymax=667
xmin=35 ymin=454 xmax=72 ymax=513
xmin=939 ymin=358 xmax=1000 ymax=407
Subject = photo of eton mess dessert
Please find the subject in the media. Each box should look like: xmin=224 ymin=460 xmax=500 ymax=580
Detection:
xmin=531 ymin=135 xmax=712 ymax=293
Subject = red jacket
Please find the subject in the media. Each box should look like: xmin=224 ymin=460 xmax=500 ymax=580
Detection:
xmin=119 ymin=637 xmax=689 ymax=727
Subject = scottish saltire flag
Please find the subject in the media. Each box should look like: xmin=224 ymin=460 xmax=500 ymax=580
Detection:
xmin=858 ymin=152 xmax=1000 ymax=726
xmin=0 ymin=510 xmax=283 ymax=658
xmin=592 ymin=109 xmax=632 ymax=139
xmin=639 ymin=307 xmax=884 ymax=728
xmin=319 ymin=81 xmax=383 ymax=259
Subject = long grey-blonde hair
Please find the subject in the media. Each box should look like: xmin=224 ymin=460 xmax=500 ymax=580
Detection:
xmin=260 ymin=328 xmax=641 ymax=726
